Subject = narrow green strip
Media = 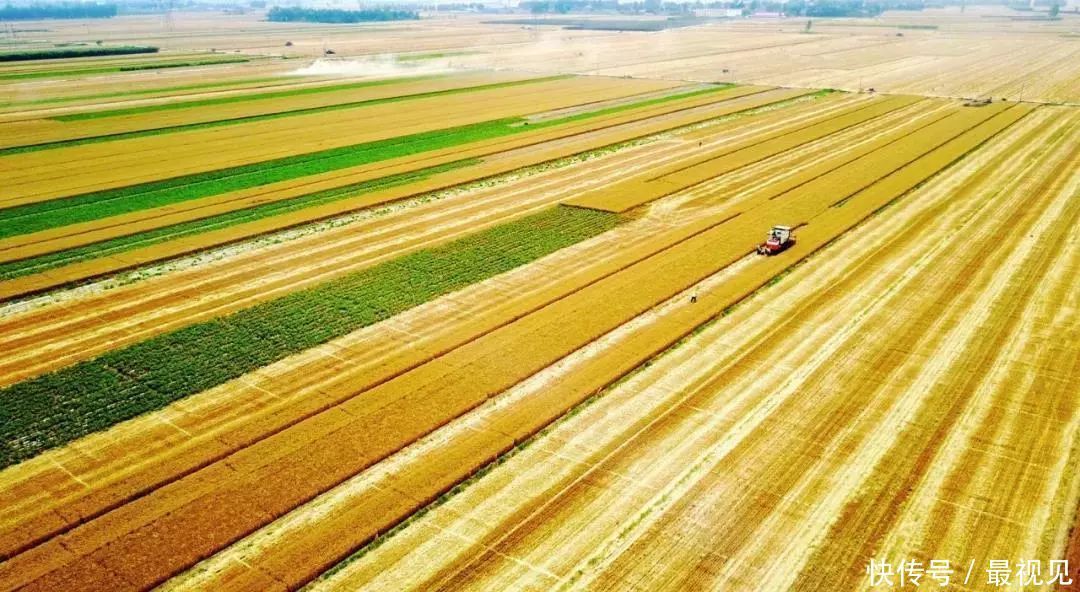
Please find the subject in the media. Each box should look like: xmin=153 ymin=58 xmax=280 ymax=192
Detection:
xmin=0 ymin=56 xmax=249 ymax=81
xmin=530 ymin=84 xmax=732 ymax=129
xmin=397 ymin=50 xmax=480 ymax=61
xmin=0 ymin=158 xmax=480 ymax=281
xmin=0 ymin=83 xmax=737 ymax=279
xmin=0 ymin=118 xmax=522 ymax=238
xmin=117 ymin=57 xmax=251 ymax=72
xmin=0 ymin=76 xmax=286 ymax=108
xmin=0 ymin=206 xmax=620 ymax=468
xmin=0 ymin=45 xmax=157 ymax=62
xmin=51 ymin=73 xmax=440 ymax=121
xmin=0 ymin=82 xmax=726 ymax=239
xmin=0 ymin=76 xmax=565 ymax=156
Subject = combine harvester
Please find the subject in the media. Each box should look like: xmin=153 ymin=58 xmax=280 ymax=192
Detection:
xmin=756 ymin=224 xmax=796 ymax=255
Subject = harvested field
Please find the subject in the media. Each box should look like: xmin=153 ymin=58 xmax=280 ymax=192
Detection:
xmin=1 ymin=10 xmax=1077 ymax=592
xmin=304 ymin=105 xmax=1080 ymax=592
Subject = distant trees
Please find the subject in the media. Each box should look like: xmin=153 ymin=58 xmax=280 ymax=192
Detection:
xmin=1049 ymin=2 xmax=1060 ymax=17
xmin=0 ymin=3 xmax=119 ymax=19
xmin=777 ymin=0 xmax=887 ymax=17
xmin=266 ymin=7 xmax=419 ymax=23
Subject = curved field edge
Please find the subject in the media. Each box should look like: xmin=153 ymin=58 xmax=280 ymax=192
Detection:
xmin=0 ymin=206 xmax=620 ymax=469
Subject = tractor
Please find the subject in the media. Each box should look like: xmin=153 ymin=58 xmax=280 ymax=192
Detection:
xmin=756 ymin=225 xmax=795 ymax=255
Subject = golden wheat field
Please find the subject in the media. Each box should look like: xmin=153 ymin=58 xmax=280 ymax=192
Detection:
xmin=0 ymin=4 xmax=1077 ymax=592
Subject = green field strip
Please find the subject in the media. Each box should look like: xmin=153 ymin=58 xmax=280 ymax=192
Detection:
xmin=0 ymin=56 xmax=250 ymax=81
xmin=0 ymin=159 xmax=479 ymax=281
xmin=0 ymin=83 xmax=725 ymax=238
xmin=0 ymin=206 xmax=620 ymax=468
xmin=0 ymin=85 xmax=779 ymax=283
xmin=50 ymin=73 xmax=448 ymax=121
xmin=0 ymin=76 xmax=287 ymax=109
xmin=0 ymin=45 xmax=157 ymax=62
xmin=0 ymin=76 xmax=563 ymax=156
xmin=397 ymin=50 xmax=481 ymax=61
xmin=0 ymin=119 xmax=522 ymax=238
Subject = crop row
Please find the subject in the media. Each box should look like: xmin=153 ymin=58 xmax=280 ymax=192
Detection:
xmin=3 ymin=77 xmax=663 ymax=204
xmin=49 ymin=74 xmax=515 ymax=122
xmin=0 ymin=76 xmax=552 ymax=156
xmin=0 ymin=118 xmax=523 ymax=237
xmin=0 ymin=76 xmax=285 ymax=109
xmin=0 ymin=88 xmax=803 ymax=392
xmin=0 ymin=85 xmax=734 ymax=240
xmin=0 ymin=206 xmax=619 ymax=469
xmin=566 ymin=94 xmax=922 ymax=212
xmin=5 ymin=104 xmax=1029 ymax=592
xmin=0 ymin=87 xmax=802 ymax=300
xmin=309 ymin=107 xmax=1074 ymax=592
xmin=0 ymin=74 xmax=554 ymax=159
xmin=0 ymin=45 xmax=157 ymax=62
xmin=0 ymin=56 xmax=248 ymax=81
xmin=0 ymin=159 xmax=479 ymax=281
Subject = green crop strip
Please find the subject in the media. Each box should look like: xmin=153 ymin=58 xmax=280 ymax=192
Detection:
xmin=0 ymin=76 xmax=287 ymax=108
xmin=397 ymin=50 xmax=480 ymax=61
xmin=0 ymin=82 xmax=729 ymax=241
xmin=50 ymin=74 xmax=441 ymax=121
xmin=0 ymin=83 xmax=732 ymax=279
xmin=0 ymin=45 xmax=157 ymax=62
xmin=116 ymin=57 xmax=251 ymax=71
xmin=527 ymin=84 xmax=733 ymax=129
xmin=0 ymin=205 xmax=620 ymax=468
xmin=0 ymin=76 xmax=564 ymax=156
xmin=0 ymin=158 xmax=479 ymax=281
xmin=0 ymin=118 xmax=522 ymax=238
xmin=0 ymin=56 xmax=250 ymax=81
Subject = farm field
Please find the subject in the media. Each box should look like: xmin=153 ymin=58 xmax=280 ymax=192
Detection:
xmin=0 ymin=8 xmax=1077 ymax=592
xmin=300 ymin=104 xmax=1080 ymax=592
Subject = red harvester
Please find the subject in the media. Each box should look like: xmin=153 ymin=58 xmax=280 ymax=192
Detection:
xmin=756 ymin=225 xmax=795 ymax=255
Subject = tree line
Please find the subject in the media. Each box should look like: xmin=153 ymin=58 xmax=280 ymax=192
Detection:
xmin=0 ymin=2 xmax=118 ymax=19
xmin=267 ymin=7 xmax=419 ymax=23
